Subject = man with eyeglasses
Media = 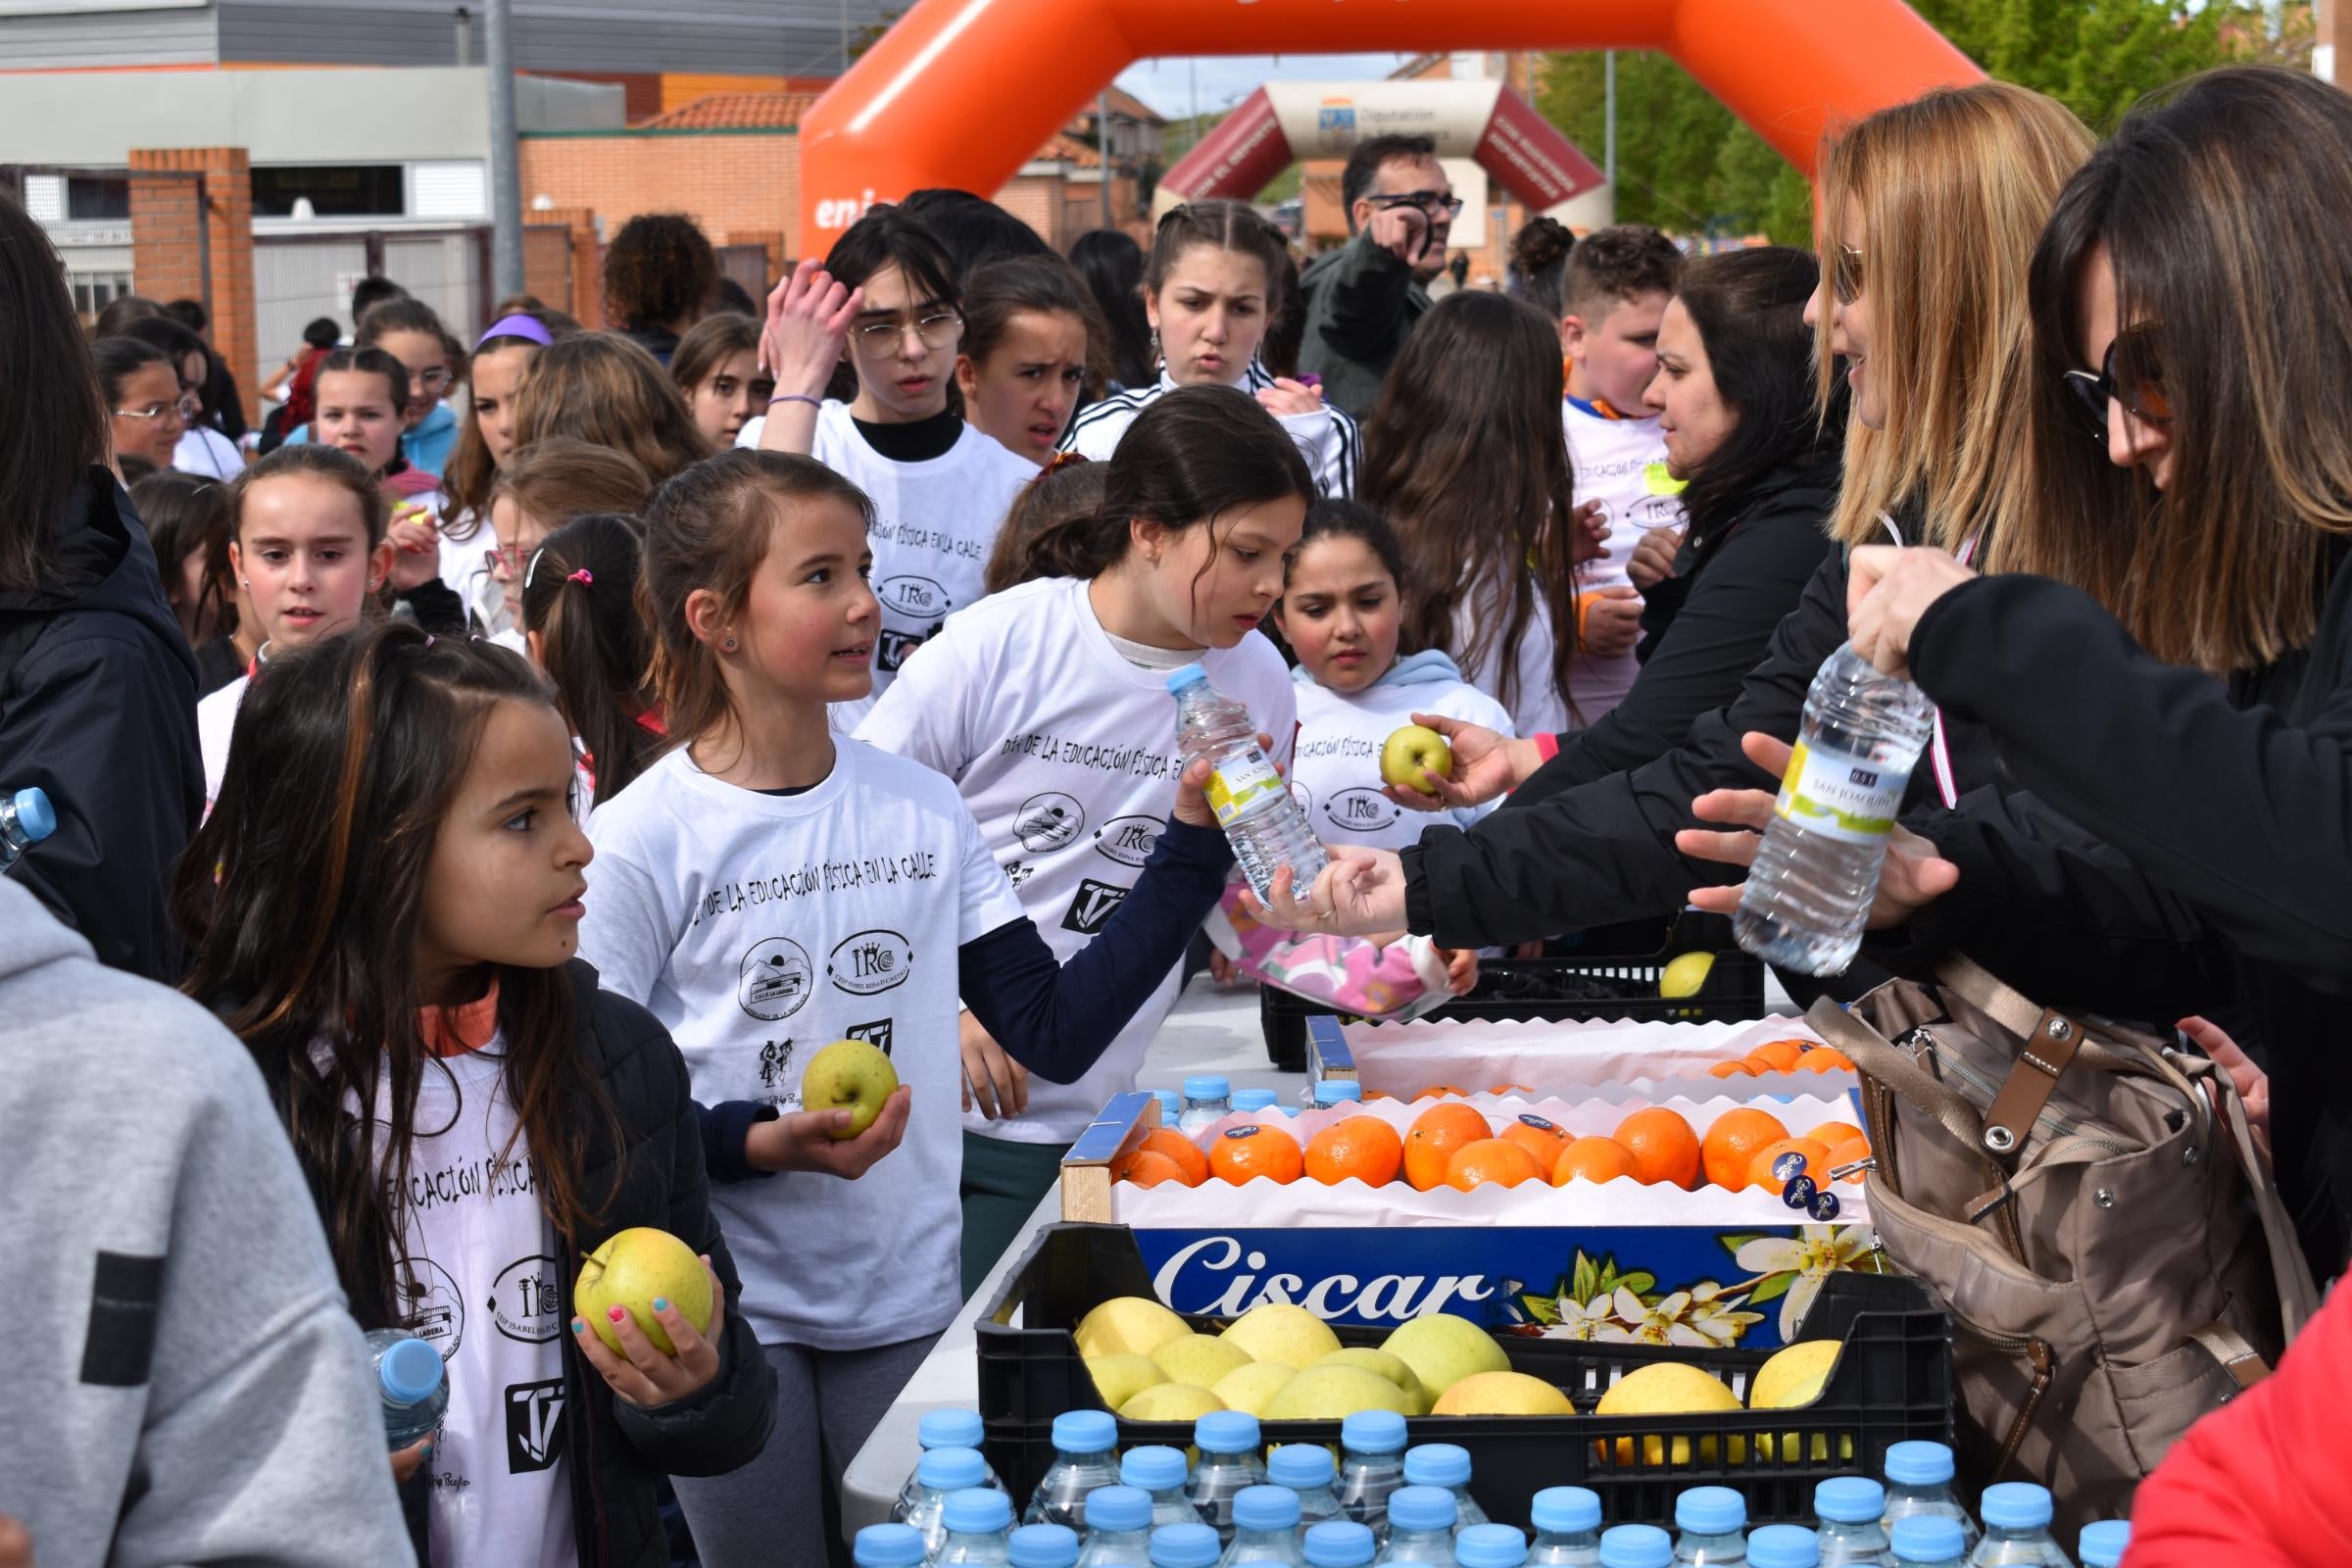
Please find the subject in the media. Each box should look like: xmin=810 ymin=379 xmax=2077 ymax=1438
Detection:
xmin=1299 ymin=133 xmax=1461 ymax=419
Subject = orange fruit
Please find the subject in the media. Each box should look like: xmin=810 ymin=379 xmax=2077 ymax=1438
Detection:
xmin=1612 ymin=1107 xmax=1702 ymax=1190
xmin=1820 ymin=1135 xmax=1873 ymax=1182
xmin=1494 ymin=1084 xmax=1536 ymax=1096
xmin=1747 ymin=1138 xmax=1833 ymax=1191
xmin=1123 ymin=1151 xmax=1188 ymax=1188
xmin=1131 ymin=1128 xmax=1209 ymax=1187
xmin=1414 ymin=1085 xmax=1471 ymax=1101
xmin=1804 ymin=1121 xmax=1865 ymax=1151
xmin=1304 ymin=1115 xmax=1406 ymax=1186
xmin=1403 ymin=1102 xmax=1493 ymax=1192
xmin=1552 ymin=1136 xmax=1640 ymax=1185
xmin=1745 ymin=1039 xmax=1805 ymax=1073
xmin=1795 ymin=1049 xmax=1856 ymax=1073
xmin=1444 ymin=1138 xmax=1544 ymax=1191
xmin=1499 ymin=1113 xmax=1573 ymax=1179
xmin=1700 ymin=1107 xmax=1791 ymax=1191
xmin=1208 ymin=1123 xmax=1305 ymax=1185
xmin=1707 ymin=1059 xmax=1757 ymax=1080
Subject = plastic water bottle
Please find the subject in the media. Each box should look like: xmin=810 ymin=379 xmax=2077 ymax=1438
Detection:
xmin=1269 ymin=1445 xmax=1347 ymax=1532
xmin=1879 ymin=1444 xmax=1977 ymax=1553
xmin=1223 ymin=1486 xmax=1308 ymax=1566
xmin=1402 ymin=1446 xmax=1487 ymax=1531
xmin=1125 ymin=1447 xmax=1207 ymax=1531
xmin=2073 ymin=1523 xmax=2126 ymax=1568
xmin=899 ymin=1409 xmax=1006 ymax=1518
xmin=938 ymin=1489 xmax=1020 ymax=1567
xmin=1374 ymin=1488 xmax=1459 ymax=1565
xmin=1528 ymin=1488 xmax=1603 ymax=1567
xmin=855 ymin=1522 xmax=928 ymax=1568
xmin=1168 ymin=663 xmax=1327 ymax=902
xmin=1966 ymin=1486 xmax=2070 ymax=1568
xmin=1814 ymin=1478 xmax=1893 ymax=1567
xmin=1601 ymin=1528 xmax=1674 ymax=1568
xmin=1179 ymin=1076 xmax=1235 ymax=1136
xmin=1337 ymin=1410 xmax=1409 ymax=1535
xmin=1191 ymin=1411 xmax=1272 ymax=1541
xmin=1028 ymin=1410 xmax=1123 ymax=1529
xmin=1671 ymin=1487 xmax=1748 ymax=1567
xmin=1155 ymin=1524 xmax=1227 ymax=1568
xmin=1748 ymin=1528 xmax=1820 ymax=1568
xmin=901 ymin=1446 xmax=992 ymax=1554
xmin=1313 ymin=1081 xmax=1364 ymax=1108
xmin=1015 ymin=1524 xmax=1085 ymax=1568
xmin=1456 ymin=1526 xmax=1529 ymax=1568
xmin=0 ymin=787 xmax=56 ymax=869
xmin=367 ymin=1328 xmax=448 ymax=1448
xmin=1154 ymin=1089 xmax=1185 ymax=1123
xmin=1082 ymin=1487 xmax=1160 ymax=1568
xmin=1733 ymin=642 xmax=1936 ymax=976
xmin=1888 ymin=1519 xmax=1968 ymax=1568
xmin=1308 ymin=1522 xmax=1379 ymax=1568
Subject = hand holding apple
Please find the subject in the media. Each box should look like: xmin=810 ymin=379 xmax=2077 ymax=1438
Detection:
xmin=801 ymin=1039 xmax=901 ymax=1140
xmin=1380 ymin=724 xmax=1454 ymax=798
xmin=743 ymin=1087 xmax=912 ymax=1177
xmin=1383 ymin=713 xmax=1539 ymax=814
xmin=570 ymin=1246 xmax=725 ymax=1408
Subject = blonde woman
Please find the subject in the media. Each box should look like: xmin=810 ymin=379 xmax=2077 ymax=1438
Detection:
xmin=1242 ymin=81 xmax=2094 ymax=950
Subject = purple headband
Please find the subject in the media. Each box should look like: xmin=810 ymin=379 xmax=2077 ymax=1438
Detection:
xmin=476 ymin=314 xmax=553 ymax=350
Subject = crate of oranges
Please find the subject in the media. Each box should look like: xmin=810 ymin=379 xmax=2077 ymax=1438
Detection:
xmin=1061 ymin=1089 xmax=1880 ymax=1351
xmin=1306 ymin=1012 xmax=1857 ymax=1104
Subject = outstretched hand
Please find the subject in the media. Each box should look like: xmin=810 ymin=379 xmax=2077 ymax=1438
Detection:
xmin=1237 ymin=844 xmax=1411 ymax=939
xmin=759 ymin=258 xmax=863 ymax=393
xmin=1384 ymin=712 xmax=1536 ymax=814
xmin=743 ymin=1087 xmax=912 ymax=1178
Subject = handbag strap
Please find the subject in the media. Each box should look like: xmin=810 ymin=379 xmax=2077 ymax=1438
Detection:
xmin=2211 ymin=1064 xmax=2323 ymax=1339
xmin=2186 ymin=1321 xmax=2271 ymax=1392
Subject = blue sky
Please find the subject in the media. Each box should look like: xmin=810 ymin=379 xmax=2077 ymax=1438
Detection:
xmin=1113 ymin=52 xmax=1419 ymax=120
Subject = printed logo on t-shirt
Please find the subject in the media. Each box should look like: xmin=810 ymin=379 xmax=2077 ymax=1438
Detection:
xmin=847 ymin=1017 xmax=895 ymax=1055
xmin=398 ymin=1256 xmax=466 ymax=1359
xmin=1091 ymin=813 xmax=1165 ymax=868
xmin=757 ymin=1038 xmax=796 ymax=1091
xmin=1060 ymin=877 xmax=1129 ymax=935
xmin=504 ymin=1377 xmax=567 ymax=1474
xmin=1014 ymin=792 xmax=1087 ymax=854
xmin=738 ymin=937 xmax=814 ymax=1020
xmin=828 ymin=928 xmax=913 ymax=997
xmin=877 ymin=574 xmax=950 ymax=622
xmin=1320 ymin=787 xmax=1399 ymax=834
xmin=489 ymin=1254 xmax=564 ymax=1345
xmin=1004 ymin=859 xmax=1035 ymax=888
xmin=877 ymin=622 xmax=944 ymax=674
xmin=1629 ymin=494 xmax=1683 ymax=529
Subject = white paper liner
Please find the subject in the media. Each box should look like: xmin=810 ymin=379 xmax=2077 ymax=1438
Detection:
xmin=1332 ymin=1014 xmax=1846 ymax=1099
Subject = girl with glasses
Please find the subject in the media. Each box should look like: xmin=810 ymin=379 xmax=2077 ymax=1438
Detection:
xmin=438 ymin=302 xmax=575 ymax=645
xmin=118 ymin=316 xmax=243 ymax=481
xmin=94 ymin=335 xmax=187 ymax=472
xmin=485 ymin=438 xmax=653 ymax=650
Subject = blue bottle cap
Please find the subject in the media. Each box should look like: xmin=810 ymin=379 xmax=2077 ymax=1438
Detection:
xmin=854 ymin=1523 xmax=928 ymax=1568
xmin=1746 ymin=1525 xmax=1821 ymax=1568
xmin=1233 ymin=1089 xmax=1280 ymax=1111
xmin=1674 ymin=1487 xmax=1746 ymax=1536
xmin=1881 ymin=1441 xmax=1955 ymax=1488
xmin=1195 ymin=1409 xmax=1259 ymax=1453
xmin=942 ymin=1488 xmax=1013 ymax=1536
xmin=1599 ymin=1524 xmax=1675 ymax=1568
xmin=1052 ymin=1408 xmax=1116 ymax=1453
xmin=1455 ymin=1524 xmax=1530 ymax=1568
xmin=1303 ymin=1520 xmax=1377 ymax=1568
xmin=1386 ymin=1486 xmax=1457 ymax=1534
xmin=919 ymin=1408 xmax=986 ymax=1450
xmin=1979 ymin=1483 xmax=2053 ymax=1532
xmin=1164 ymin=663 xmax=1209 ymax=695
xmin=9 ymin=788 xmax=55 ymax=843
xmin=1889 ymin=1517 xmax=1967 ymax=1565
xmin=1148 ymin=1522 xmax=1222 ymax=1568
xmin=1313 ymin=1081 xmax=1364 ymax=1104
xmin=1813 ymin=1476 xmax=1885 ymax=1524
xmin=1083 ymin=1485 xmax=1152 ymax=1534
xmin=1152 ymin=1089 xmax=1183 ymax=1116
xmin=918 ymin=1446 xmax=988 ymax=1492
xmin=2078 ymin=1520 xmax=2131 ymax=1568
xmin=1268 ymin=1443 xmax=1337 ymax=1489
xmin=1009 ymin=1523 xmax=1081 ymax=1568
xmin=1402 ymin=1443 xmax=1471 ymax=1488
xmin=1183 ymin=1075 xmax=1231 ymax=1101
xmin=1233 ymin=1486 xmax=1300 ymax=1533
xmin=1121 ymin=1446 xmax=1189 ymax=1492
xmin=1340 ymin=1408 xmax=1407 ymax=1454
xmin=1531 ymin=1487 xmax=1602 ymax=1535
xmin=378 ymin=1337 xmax=443 ymax=1405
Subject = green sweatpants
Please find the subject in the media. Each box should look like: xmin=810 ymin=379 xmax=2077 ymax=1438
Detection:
xmin=960 ymin=1130 xmax=1071 ymax=1299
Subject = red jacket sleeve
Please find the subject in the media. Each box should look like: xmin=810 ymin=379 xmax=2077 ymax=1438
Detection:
xmin=2128 ymin=1269 xmax=2352 ymax=1568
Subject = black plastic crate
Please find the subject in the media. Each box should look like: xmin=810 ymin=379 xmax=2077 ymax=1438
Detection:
xmin=975 ymin=1223 xmax=1951 ymax=1531
xmin=1260 ymin=911 xmax=1770 ymax=1070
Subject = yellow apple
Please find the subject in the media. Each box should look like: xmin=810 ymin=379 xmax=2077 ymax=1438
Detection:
xmin=1380 ymin=725 xmax=1454 ymax=796
xmin=799 ymin=1039 xmax=900 ymax=1140
xmin=1221 ymin=1303 xmax=1343 ymax=1370
xmin=573 ymin=1227 xmax=712 ymax=1357
xmin=1085 ymin=1353 xmax=1168 ymax=1410
xmin=1380 ymin=1314 xmax=1509 ymax=1403
xmin=1262 ymin=1364 xmax=1418 ymax=1420
xmin=1076 ymin=1297 xmax=1191 ymax=1361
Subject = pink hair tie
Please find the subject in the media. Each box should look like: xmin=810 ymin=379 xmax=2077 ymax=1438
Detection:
xmin=567 ymin=568 xmax=594 ymax=585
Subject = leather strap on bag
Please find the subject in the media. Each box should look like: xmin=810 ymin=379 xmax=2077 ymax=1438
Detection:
xmin=1978 ymin=1007 xmax=2089 ymax=1166
xmin=2187 ymin=1321 xmax=2271 ymax=1392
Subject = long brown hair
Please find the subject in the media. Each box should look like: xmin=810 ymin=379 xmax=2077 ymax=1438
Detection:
xmin=1360 ymin=290 xmax=1575 ymax=720
xmin=522 ymin=512 xmax=658 ymax=807
xmin=173 ymin=623 xmax=619 ymax=1324
xmin=985 ymin=455 xmax=1106 ymax=595
xmin=439 ymin=305 xmax=571 ymax=539
xmin=512 ymin=332 xmax=710 ymax=480
xmin=1816 ymin=81 xmax=2093 ymax=548
xmin=669 ymin=312 xmax=761 ymax=403
xmin=493 ymin=438 xmax=654 ymax=535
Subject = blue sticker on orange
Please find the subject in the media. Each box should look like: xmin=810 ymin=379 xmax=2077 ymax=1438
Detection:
xmin=1783 ymin=1174 xmax=1819 ymax=1210
xmin=1224 ymin=1126 xmax=1260 ymax=1140
xmin=1810 ymin=1191 xmax=1842 ymax=1222
xmin=1772 ymin=1151 xmax=1808 ymax=1184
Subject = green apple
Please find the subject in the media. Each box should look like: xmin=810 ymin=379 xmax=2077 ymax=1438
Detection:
xmin=1213 ymin=1361 xmax=1298 ymax=1416
xmin=1379 ymin=1313 xmax=1509 ymax=1403
xmin=1120 ymin=1383 xmax=1225 ymax=1422
xmin=1430 ymin=1370 xmax=1574 ymax=1416
xmin=1262 ymin=1364 xmax=1417 ymax=1421
xmin=1220 ymin=1302 xmax=1343 ymax=1370
xmin=573 ymin=1226 xmax=713 ymax=1357
xmin=1153 ymin=1332 xmax=1254 ymax=1389
xmin=1075 ymin=1297 xmax=1191 ymax=1360
xmin=800 ymin=1039 xmax=900 ymax=1140
xmin=1314 ymin=1348 xmax=1431 ymax=1413
xmin=1085 ymin=1352 xmax=1169 ymax=1410
xmin=1379 ymin=724 xmax=1454 ymax=796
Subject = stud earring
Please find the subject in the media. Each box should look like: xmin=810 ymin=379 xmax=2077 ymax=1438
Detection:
xmin=722 ymin=635 xmax=738 ymax=652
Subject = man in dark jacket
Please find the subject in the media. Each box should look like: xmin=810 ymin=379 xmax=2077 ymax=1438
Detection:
xmin=0 ymin=467 xmax=203 ymax=983
xmin=1298 ymin=134 xmax=1459 ymax=419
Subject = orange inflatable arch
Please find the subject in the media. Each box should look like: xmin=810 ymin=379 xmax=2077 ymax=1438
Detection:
xmin=797 ymin=0 xmax=1983 ymax=248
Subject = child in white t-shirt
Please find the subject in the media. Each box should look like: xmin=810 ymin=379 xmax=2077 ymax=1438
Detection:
xmin=575 ymin=437 xmax=1234 ymax=1568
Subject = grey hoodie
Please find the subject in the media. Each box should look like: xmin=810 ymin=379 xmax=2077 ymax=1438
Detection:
xmin=0 ymin=880 xmax=414 ymax=1567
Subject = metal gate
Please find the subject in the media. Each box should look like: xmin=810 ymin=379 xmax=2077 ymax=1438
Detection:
xmin=252 ymin=226 xmax=492 ymax=388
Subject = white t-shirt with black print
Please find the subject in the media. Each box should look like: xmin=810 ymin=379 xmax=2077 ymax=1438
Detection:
xmin=1564 ymin=398 xmax=1681 ymax=725
xmin=382 ymin=1040 xmax=576 ymax=1568
xmin=858 ymin=574 xmax=1296 ymax=1145
xmin=1061 ymin=362 xmax=1360 ymax=499
xmin=576 ymin=739 xmax=1024 ymax=1349
xmin=1289 ymin=652 xmax=1516 ymax=855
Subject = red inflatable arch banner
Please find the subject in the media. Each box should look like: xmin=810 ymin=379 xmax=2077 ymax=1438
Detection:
xmin=796 ymin=0 xmax=1983 ymax=248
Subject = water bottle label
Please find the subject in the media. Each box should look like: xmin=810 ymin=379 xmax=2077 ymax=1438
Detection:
xmin=1206 ymin=747 xmax=1284 ymax=827
xmin=1774 ymin=740 xmax=1909 ymax=844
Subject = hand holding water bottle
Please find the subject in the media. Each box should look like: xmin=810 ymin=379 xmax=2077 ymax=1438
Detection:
xmin=1846 ymin=545 xmax=1979 ymax=679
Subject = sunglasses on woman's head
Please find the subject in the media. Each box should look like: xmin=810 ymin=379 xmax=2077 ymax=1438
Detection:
xmin=2064 ymin=327 xmax=2172 ymax=428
